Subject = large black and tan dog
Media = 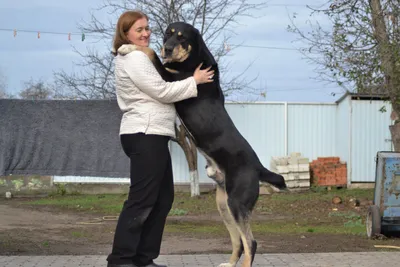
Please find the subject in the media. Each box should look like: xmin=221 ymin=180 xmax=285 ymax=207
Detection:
xmin=123 ymin=22 xmax=287 ymax=267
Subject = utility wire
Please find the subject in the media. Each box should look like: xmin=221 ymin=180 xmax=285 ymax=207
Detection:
xmin=266 ymin=87 xmax=340 ymax=92
xmin=0 ymin=28 xmax=92 ymax=36
xmin=0 ymin=28 xmax=300 ymax=51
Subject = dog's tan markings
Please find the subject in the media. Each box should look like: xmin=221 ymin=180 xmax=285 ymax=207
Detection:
xmin=199 ymin=151 xmax=240 ymax=267
xmin=213 ymin=172 xmax=255 ymax=267
xmin=216 ymin=186 xmax=242 ymax=267
xmin=174 ymin=44 xmax=192 ymax=62
xmin=237 ymin=218 xmax=255 ymax=267
xmin=162 ymin=28 xmax=192 ymax=62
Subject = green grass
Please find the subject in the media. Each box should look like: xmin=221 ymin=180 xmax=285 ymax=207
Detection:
xmin=23 ymin=188 xmax=373 ymax=236
xmin=26 ymin=194 xmax=126 ymax=215
xmin=165 ymin=220 xmax=366 ymax=235
xmin=26 ymin=192 xmax=218 ymax=216
xmin=266 ymin=188 xmax=373 ymax=202
xmin=328 ymin=211 xmax=362 ymax=219
xmin=71 ymin=231 xmax=88 ymax=238
xmin=71 ymin=231 xmax=83 ymax=238
xmin=165 ymin=221 xmax=225 ymax=235
xmin=26 ymin=188 xmax=374 ymax=216
xmin=170 ymin=192 xmax=217 ymax=215
xmin=169 ymin=208 xmax=188 ymax=216
xmin=251 ymin=221 xmax=365 ymax=235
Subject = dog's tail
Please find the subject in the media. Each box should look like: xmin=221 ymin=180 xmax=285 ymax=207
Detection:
xmin=259 ymin=168 xmax=288 ymax=191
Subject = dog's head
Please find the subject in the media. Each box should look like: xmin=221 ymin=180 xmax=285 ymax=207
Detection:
xmin=161 ymin=22 xmax=216 ymax=68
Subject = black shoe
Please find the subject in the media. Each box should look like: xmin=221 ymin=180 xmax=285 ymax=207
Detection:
xmin=107 ymin=264 xmax=138 ymax=267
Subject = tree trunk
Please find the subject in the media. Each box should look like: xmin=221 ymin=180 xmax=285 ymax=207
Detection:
xmin=370 ymin=0 xmax=400 ymax=151
xmin=175 ymin=124 xmax=200 ymax=197
xmin=189 ymin=170 xmax=200 ymax=196
xmin=390 ymin=124 xmax=400 ymax=151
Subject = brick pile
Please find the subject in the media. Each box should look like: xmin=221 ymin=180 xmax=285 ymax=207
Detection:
xmin=270 ymin=152 xmax=310 ymax=190
xmin=310 ymin=157 xmax=347 ymax=186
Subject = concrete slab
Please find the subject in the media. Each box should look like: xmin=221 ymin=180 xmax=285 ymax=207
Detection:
xmin=1 ymin=252 xmax=400 ymax=267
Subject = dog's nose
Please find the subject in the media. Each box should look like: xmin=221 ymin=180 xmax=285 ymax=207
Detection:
xmin=164 ymin=46 xmax=174 ymax=55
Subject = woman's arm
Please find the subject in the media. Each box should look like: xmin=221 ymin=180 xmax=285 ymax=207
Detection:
xmin=123 ymin=51 xmax=198 ymax=103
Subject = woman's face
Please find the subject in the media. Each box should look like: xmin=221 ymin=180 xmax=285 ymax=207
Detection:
xmin=127 ymin=17 xmax=151 ymax=47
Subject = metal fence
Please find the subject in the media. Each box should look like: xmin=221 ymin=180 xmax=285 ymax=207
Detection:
xmin=55 ymin=94 xmax=393 ymax=184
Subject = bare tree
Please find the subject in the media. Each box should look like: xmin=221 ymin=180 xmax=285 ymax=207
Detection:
xmin=54 ymin=0 xmax=267 ymax=196
xmin=288 ymin=0 xmax=400 ymax=150
xmin=53 ymin=47 xmax=115 ymax=100
xmin=19 ymin=78 xmax=53 ymax=100
xmin=54 ymin=0 xmax=266 ymax=99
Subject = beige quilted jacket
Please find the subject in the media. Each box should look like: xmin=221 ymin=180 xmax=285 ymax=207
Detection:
xmin=114 ymin=44 xmax=198 ymax=138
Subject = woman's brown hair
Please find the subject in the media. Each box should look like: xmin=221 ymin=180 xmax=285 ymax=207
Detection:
xmin=112 ymin=10 xmax=149 ymax=56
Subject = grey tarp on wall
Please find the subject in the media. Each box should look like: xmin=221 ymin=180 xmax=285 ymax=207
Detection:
xmin=0 ymin=99 xmax=130 ymax=177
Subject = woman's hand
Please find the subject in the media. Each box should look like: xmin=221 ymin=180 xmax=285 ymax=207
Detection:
xmin=193 ymin=63 xmax=215 ymax=85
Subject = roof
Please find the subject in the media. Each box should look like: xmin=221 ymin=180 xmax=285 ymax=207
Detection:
xmin=335 ymin=91 xmax=390 ymax=104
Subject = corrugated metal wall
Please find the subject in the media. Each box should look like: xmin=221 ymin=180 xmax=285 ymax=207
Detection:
xmin=54 ymin=96 xmax=394 ymax=184
xmin=171 ymin=99 xmax=395 ymax=183
xmin=351 ymin=100 xmax=393 ymax=182
xmin=336 ymin=97 xmax=350 ymax=165
xmin=170 ymin=103 xmax=286 ymax=184
xmin=287 ymin=103 xmax=337 ymax=161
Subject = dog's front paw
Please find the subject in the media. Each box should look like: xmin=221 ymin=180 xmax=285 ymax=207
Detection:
xmin=218 ymin=263 xmax=235 ymax=267
xmin=117 ymin=44 xmax=156 ymax=62
xmin=117 ymin=44 xmax=138 ymax=55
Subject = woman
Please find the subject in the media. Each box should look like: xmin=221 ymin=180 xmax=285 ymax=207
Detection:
xmin=106 ymin=10 xmax=214 ymax=267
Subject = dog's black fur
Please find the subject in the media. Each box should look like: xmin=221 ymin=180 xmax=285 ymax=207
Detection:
xmin=141 ymin=22 xmax=287 ymax=267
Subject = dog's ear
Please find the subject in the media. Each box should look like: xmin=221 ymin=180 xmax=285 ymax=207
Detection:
xmin=195 ymin=28 xmax=217 ymax=66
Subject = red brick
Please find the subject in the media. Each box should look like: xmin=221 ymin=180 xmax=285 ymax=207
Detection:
xmin=309 ymin=157 xmax=347 ymax=186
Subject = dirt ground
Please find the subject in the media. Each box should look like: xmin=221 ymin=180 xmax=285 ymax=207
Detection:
xmin=2 ymin=196 xmax=400 ymax=256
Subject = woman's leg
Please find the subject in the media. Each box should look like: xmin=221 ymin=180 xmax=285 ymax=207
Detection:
xmin=106 ymin=133 xmax=171 ymax=265
xmin=133 ymin=150 xmax=174 ymax=265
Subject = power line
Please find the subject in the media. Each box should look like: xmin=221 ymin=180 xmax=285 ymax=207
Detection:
xmin=0 ymin=28 xmax=98 ymax=41
xmin=226 ymin=44 xmax=297 ymax=50
xmin=266 ymin=87 xmax=339 ymax=92
xmin=0 ymin=28 xmax=87 ymax=36
xmin=267 ymin=4 xmax=313 ymax=7
xmin=229 ymin=3 xmax=322 ymax=7
xmin=0 ymin=28 xmax=300 ymax=51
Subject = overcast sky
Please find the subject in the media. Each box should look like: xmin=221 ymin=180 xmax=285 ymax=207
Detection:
xmin=0 ymin=0 xmax=346 ymax=102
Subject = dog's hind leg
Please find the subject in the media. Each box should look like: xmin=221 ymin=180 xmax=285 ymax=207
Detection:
xmin=227 ymin=199 xmax=257 ymax=267
xmin=226 ymin=180 xmax=259 ymax=267
xmin=236 ymin=216 xmax=257 ymax=267
xmin=216 ymin=186 xmax=243 ymax=267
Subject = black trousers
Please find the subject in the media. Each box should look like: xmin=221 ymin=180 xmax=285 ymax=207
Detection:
xmin=107 ymin=133 xmax=174 ymax=265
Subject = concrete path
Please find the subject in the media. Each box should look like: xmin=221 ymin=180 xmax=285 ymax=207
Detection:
xmin=1 ymin=252 xmax=400 ymax=267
